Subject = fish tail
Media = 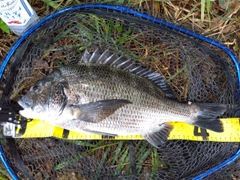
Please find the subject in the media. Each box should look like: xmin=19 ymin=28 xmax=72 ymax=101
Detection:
xmin=190 ymin=103 xmax=230 ymax=132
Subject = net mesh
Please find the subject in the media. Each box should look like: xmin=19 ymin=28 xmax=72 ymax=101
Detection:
xmin=0 ymin=6 xmax=240 ymax=179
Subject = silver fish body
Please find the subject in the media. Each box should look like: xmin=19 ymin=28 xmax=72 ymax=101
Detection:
xmin=18 ymin=49 xmax=227 ymax=147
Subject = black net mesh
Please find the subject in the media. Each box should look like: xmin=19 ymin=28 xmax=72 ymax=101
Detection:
xmin=0 ymin=6 xmax=240 ymax=179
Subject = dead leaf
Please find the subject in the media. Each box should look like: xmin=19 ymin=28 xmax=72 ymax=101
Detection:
xmin=222 ymin=25 xmax=236 ymax=34
xmin=32 ymin=58 xmax=49 ymax=71
xmin=229 ymin=1 xmax=240 ymax=10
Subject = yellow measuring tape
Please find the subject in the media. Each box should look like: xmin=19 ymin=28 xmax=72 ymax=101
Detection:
xmin=5 ymin=115 xmax=240 ymax=142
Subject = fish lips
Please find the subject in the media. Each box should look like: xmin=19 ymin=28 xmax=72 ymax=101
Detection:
xmin=18 ymin=98 xmax=32 ymax=109
xmin=18 ymin=98 xmax=37 ymax=119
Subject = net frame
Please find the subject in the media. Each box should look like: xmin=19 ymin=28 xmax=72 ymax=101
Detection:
xmin=0 ymin=4 xmax=239 ymax=180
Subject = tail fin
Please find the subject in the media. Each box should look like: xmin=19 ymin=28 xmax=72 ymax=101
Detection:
xmin=190 ymin=103 xmax=228 ymax=132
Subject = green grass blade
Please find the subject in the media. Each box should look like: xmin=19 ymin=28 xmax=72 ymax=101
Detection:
xmin=54 ymin=154 xmax=83 ymax=171
xmin=137 ymin=148 xmax=152 ymax=174
xmin=167 ymin=64 xmax=188 ymax=82
xmin=117 ymin=146 xmax=129 ymax=172
xmin=42 ymin=0 xmax=60 ymax=9
xmin=52 ymin=27 xmax=75 ymax=42
xmin=201 ymin=0 xmax=206 ymax=22
xmin=86 ymin=142 xmax=119 ymax=154
xmin=95 ymin=146 xmax=111 ymax=180
xmin=0 ymin=19 xmax=10 ymax=34
xmin=0 ymin=168 xmax=9 ymax=177
xmin=109 ymin=141 xmax=124 ymax=165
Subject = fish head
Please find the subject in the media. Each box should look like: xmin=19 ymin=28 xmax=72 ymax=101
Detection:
xmin=18 ymin=69 xmax=68 ymax=121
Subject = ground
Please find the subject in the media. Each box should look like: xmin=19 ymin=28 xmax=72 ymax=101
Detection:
xmin=0 ymin=0 xmax=239 ymax=179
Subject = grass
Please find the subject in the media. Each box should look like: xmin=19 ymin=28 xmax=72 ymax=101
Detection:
xmin=0 ymin=0 xmax=239 ymax=179
xmin=52 ymin=140 xmax=165 ymax=178
xmin=0 ymin=20 xmax=10 ymax=34
xmin=0 ymin=163 xmax=11 ymax=180
xmin=1 ymin=0 xmax=239 ymax=61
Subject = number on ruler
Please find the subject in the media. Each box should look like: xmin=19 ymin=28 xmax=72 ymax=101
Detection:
xmin=193 ymin=126 xmax=209 ymax=140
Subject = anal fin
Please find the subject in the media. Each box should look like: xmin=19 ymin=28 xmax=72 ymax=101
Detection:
xmin=143 ymin=123 xmax=173 ymax=148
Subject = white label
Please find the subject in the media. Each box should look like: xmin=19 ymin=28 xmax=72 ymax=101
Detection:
xmin=2 ymin=122 xmax=16 ymax=137
xmin=0 ymin=0 xmax=17 ymax=10
xmin=0 ymin=0 xmax=33 ymax=26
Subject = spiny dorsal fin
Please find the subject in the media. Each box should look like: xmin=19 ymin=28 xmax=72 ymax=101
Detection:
xmin=79 ymin=49 xmax=176 ymax=99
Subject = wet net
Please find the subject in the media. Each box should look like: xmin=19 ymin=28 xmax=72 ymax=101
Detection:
xmin=0 ymin=4 xmax=240 ymax=180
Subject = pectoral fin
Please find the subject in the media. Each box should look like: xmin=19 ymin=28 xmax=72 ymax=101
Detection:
xmin=72 ymin=99 xmax=131 ymax=123
xmin=143 ymin=123 xmax=173 ymax=148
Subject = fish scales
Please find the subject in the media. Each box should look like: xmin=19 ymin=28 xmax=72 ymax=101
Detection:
xmin=18 ymin=49 xmax=229 ymax=148
xmin=60 ymin=64 xmax=190 ymax=129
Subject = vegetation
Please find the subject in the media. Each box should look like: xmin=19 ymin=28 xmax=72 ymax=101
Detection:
xmin=0 ymin=0 xmax=239 ymax=179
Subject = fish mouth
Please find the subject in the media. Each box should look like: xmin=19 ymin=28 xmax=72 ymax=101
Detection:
xmin=18 ymin=99 xmax=32 ymax=109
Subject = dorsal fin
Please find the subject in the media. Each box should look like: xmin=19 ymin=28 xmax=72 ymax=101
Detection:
xmin=78 ymin=49 xmax=176 ymax=99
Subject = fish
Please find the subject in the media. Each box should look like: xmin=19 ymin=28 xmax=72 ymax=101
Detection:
xmin=18 ymin=49 xmax=229 ymax=148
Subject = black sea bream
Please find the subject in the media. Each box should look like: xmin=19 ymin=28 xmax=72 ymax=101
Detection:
xmin=18 ymin=49 xmax=227 ymax=147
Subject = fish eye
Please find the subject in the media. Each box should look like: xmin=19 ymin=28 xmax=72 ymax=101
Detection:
xmin=31 ymin=84 xmax=42 ymax=94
